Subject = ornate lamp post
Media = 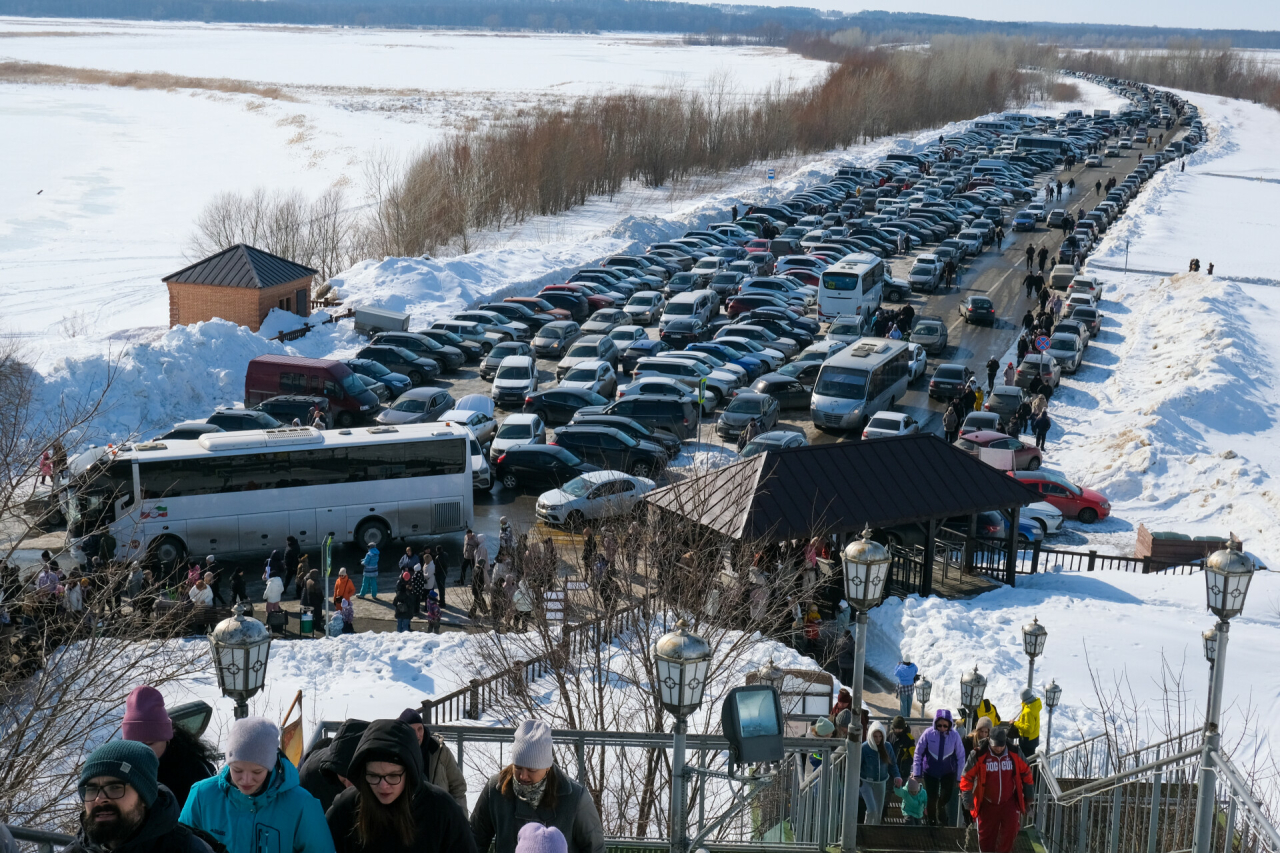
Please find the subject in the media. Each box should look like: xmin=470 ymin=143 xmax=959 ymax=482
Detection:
xmin=915 ymin=676 xmax=933 ymax=719
xmin=959 ymin=665 xmax=988 ymax=731
xmin=755 ymin=656 xmax=786 ymax=695
xmin=1043 ymin=679 xmax=1062 ymax=755
xmin=656 ymin=620 xmax=712 ymax=853
xmin=209 ymin=602 xmax=272 ymax=719
xmin=839 ymin=526 xmax=890 ymax=853
xmin=1022 ymin=617 xmax=1048 ymax=690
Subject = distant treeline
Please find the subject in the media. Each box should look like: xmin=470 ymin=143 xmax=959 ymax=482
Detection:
xmin=1 ymin=0 xmax=1279 ymax=49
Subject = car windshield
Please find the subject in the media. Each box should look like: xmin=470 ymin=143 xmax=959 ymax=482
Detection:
xmin=359 ymin=360 xmax=391 ymax=377
xmin=432 ymin=330 xmax=464 ymax=344
xmin=630 ymin=294 xmax=657 ymax=305
xmin=726 ymin=396 xmax=766 ymax=414
xmin=589 ymin=311 xmax=614 ymax=322
xmin=564 ymin=367 xmax=599 ymax=383
xmin=916 ymin=323 xmax=941 ymax=335
xmin=540 ymin=327 xmax=565 ymax=339
xmin=491 ymin=344 xmax=522 ymax=358
xmin=935 ymin=366 xmax=965 ymax=380
xmin=1049 ymin=339 xmax=1075 ymax=352
xmin=496 ymin=422 xmax=533 ymax=439
xmin=666 ymin=303 xmax=694 ymax=316
xmin=566 ymin=344 xmax=598 ymax=358
xmin=390 ymin=398 xmax=427 ymax=413
xmin=495 ymin=364 xmax=531 ymax=380
xmin=778 ymin=362 xmax=808 ymax=379
xmin=830 ymin=322 xmax=862 ymax=337
xmin=867 ymin=417 xmax=900 ymax=431
xmin=561 ymin=476 xmax=594 ymax=498
xmin=341 ymin=374 xmax=365 ymax=395
xmin=814 ymin=366 xmax=869 ymax=400
xmin=910 ymin=263 xmax=935 ymax=274
xmin=582 ymin=391 xmax=609 ymax=405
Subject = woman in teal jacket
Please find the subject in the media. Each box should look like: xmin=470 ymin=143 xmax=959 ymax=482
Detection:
xmin=859 ymin=721 xmax=901 ymax=826
xmin=180 ymin=717 xmax=335 ymax=853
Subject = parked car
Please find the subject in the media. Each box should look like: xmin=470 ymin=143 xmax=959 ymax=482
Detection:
xmin=1068 ymin=305 xmax=1102 ymax=337
xmin=469 ymin=435 xmax=493 ymax=494
xmin=355 ymin=345 xmax=441 ymax=386
xmin=207 ymin=407 xmax=283 ymax=432
xmin=480 ymin=341 xmax=536 ymax=381
xmin=568 ymin=413 xmax=681 ymax=457
xmin=911 ymin=316 xmax=948 ymax=356
xmin=618 ymin=338 xmax=671 ymax=374
xmin=429 ymin=320 xmax=499 ymax=353
xmin=343 ymin=358 xmax=412 ymax=398
xmin=750 ymin=369 xmax=813 ymax=410
xmin=623 ymin=292 xmax=667 ymax=325
xmin=983 ymin=385 xmax=1024 ymax=424
xmin=375 ymin=388 xmax=455 ymax=425
xmin=559 ymin=359 xmax=618 ymax=398
xmin=659 ymin=318 xmax=710 ymax=348
xmin=492 ymin=355 xmax=540 ymax=407
xmin=489 ymin=413 xmax=546 ymax=462
xmin=418 ymin=327 xmax=485 ymax=362
xmin=1022 ymin=500 xmax=1064 ymax=536
xmin=862 ymin=412 xmax=920 ymax=440
xmin=960 ymin=411 xmax=1003 ymax=436
xmin=1012 ymin=470 xmax=1111 ymax=523
xmin=438 ymin=405 xmax=497 ymax=446
xmin=493 ymin=444 xmax=600 ymax=491
xmin=907 ymin=254 xmax=942 ymax=292
xmin=955 ymin=430 xmax=1042 ymax=470
xmin=254 ymin=395 xmax=333 ymax=429
xmin=372 ymin=331 xmax=465 ymax=372
xmin=535 ymin=470 xmax=656 ymax=528
xmin=1012 ymin=210 xmax=1037 ymax=232
xmin=739 ymin=430 xmax=808 ymax=457
xmin=1047 ymin=333 xmax=1084 ymax=373
xmin=581 ymin=309 xmax=630 ymax=336
xmin=523 ymin=387 xmax=612 ymax=426
xmin=715 ymin=392 xmax=781 ymax=440
xmin=553 ymin=420 xmax=670 ymax=473
xmin=557 ymin=335 xmax=620 ymax=378
xmin=608 ymin=325 xmax=649 ymax=348
xmin=1014 ymin=354 xmax=1062 ymax=389
xmin=906 ymin=343 xmax=928 ymax=382
xmin=243 ymin=354 xmax=380 ymax=426
xmin=154 ymin=421 xmax=225 ymax=441
xmin=533 ymin=321 xmax=583 ymax=359
xmin=827 ymin=315 xmax=866 ymax=344
xmin=601 ymin=395 xmax=698 ymax=440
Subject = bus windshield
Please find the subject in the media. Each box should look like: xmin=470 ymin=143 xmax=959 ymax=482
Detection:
xmin=823 ymin=273 xmax=861 ymax=291
xmin=814 ymin=367 xmax=869 ymax=400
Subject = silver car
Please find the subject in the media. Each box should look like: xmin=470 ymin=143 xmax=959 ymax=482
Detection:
xmin=1047 ymin=333 xmax=1084 ymax=373
xmin=375 ymin=388 xmax=456 ymax=425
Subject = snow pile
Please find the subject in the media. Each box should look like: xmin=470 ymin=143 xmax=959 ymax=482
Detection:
xmin=868 ymin=570 xmax=1280 ymax=773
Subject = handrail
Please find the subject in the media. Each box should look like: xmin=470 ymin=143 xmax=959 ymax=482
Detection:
xmin=1211 ymin=749 xmax=1280 ymax=850
xmin=1042 ymin=746 xmax=1203 ymax=804
xmin=4 ymin=824 xmax=75 ymax=852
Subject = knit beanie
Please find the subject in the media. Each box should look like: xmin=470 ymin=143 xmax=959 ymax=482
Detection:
xmin=511 ymin=720 xmax=554 ymax=770
xmin=812 ymin=717 xmax=835 ymax=737
xmin=907 ymin=777 xmax=921 ymax=795
xmin=976 ymin=716 xmax=993 ymax=733
xmin=515 ymin=823 xmax=568 ymax=853
xmin=891 ymin=715 xmax=907 ymax=731
xmin=398 ymin=708 xmax=424 ymax=726
xmin=121 ymin=685 xmax=173 ymax=744
xmin=227 ymin=717 xmax=280 ymax=770
xmin=80 ymin=741 xmax=160 ymax=807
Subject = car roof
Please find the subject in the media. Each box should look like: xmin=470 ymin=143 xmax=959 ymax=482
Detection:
xmin=565 ymin=359 xmax=609 ymax=371
xmin=966 ymin=430 xmax=1013 ymax=442
xmin=397 ymin=387 xmax=447 ymax=401
xmin=869 ymin=411 xmax=910 ymax=422
xmin=440 ymin=409 xmax=482 ymax=422
xmin=497 ymin=355 xmax=534 ymax=366
xmin=454 ymin=394 xmax=495 ymax=414
xmin=501 ymin=413 xmax=542 ymax=424
xmin=751 ymin=430 xmax=802 ymax=444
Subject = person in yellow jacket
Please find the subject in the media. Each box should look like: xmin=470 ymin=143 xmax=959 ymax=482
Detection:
xmin=1015 ymin=688 xmax=1043 ymax=758
xmin=974 ymin=698 xmax=1001 ymax=727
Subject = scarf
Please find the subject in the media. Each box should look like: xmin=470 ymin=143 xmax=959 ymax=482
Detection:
xmin=513 ymin=775 xmax=549 ymax=806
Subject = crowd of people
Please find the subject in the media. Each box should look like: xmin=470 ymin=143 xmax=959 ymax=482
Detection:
xmin=63 ymin=685 xmax=603 ymax=853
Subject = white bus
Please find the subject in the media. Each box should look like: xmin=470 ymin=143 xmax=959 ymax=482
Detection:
xmin=1014 ymin=136 xmax=1073 ymax=157
xmin=817 ymin=253 xmax=884 ymax=323
xmin=64 ymin=423 xmax=474 ymax=567
xmin=810 ymin=339 xmax=911 ymax=431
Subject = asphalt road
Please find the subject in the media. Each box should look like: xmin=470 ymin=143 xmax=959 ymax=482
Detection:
xmin=419 ymin=140 xmax=1167 ymax=530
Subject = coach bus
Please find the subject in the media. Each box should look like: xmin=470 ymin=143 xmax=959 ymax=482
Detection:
xmin=1014 ymin=136 xmax=1074 ymax=157
xmin=810 ymin=339 xmax=911 ymax=431
xmin=63 ymin=423 xmax=474 ymax=567
xmin=817 ymin=253 xmax=884 ymax=322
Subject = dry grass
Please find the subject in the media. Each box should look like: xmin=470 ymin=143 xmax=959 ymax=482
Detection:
xmin=0 ymin=60 xmax=296 ymax=100
xmin=1051 ymin=81 xmax=1082 ymax=101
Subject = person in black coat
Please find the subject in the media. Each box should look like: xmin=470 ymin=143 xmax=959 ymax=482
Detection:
xmin=284 ymin=536 xmax=302 ymax=599
xmin=326 ymin=719 xmax=476 ymax=853
xmin=120 ymin=685 xmax=216 ymax=812
xmin=300 ymin=719 xmax=369 ymax=813
xmin=1033 ymin=412 xmax=1052 ymax=450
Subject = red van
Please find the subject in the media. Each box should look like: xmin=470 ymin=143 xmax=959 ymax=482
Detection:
xmin=244 ymin=355 xmax=380 ymax=427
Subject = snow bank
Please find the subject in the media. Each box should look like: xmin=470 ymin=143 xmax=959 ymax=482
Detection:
xmin=868 ymin=570 xmax=1280 ymax=774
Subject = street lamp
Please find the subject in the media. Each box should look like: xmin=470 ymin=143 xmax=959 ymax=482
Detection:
xmin=959 ymin=665 xmax=988 ymax=730
xmin=1193 ymin=547 xmax=1256 ymax=853
xmin=839 ymin=526 xmax=890 ymax=853
xmin=755 ymin=656 xmax=786 ymax=695
xmin=656 ymin=620 xmax=712 ymax=853
xmin=915 ymin=676 xmax=933 ymax=719
xmin=209 ymin=602 xmax=272 ymax=719
xmin=1201 ymin=628 xmax=1218 ymax=663
xmin=1043 ymin=679 xmax=1062 ymax=755
xmin=1022 ymin=617 xmax=1048 ymax=690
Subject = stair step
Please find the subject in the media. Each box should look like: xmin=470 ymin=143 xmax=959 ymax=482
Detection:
xmin=839 ymin=824 xmax=1041 ymax=852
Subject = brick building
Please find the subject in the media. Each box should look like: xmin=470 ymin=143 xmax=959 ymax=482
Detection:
xmin=163 ymin=244 xmax=318 ymax=332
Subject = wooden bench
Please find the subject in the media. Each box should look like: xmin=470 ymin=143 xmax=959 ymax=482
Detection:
xmin=1134 ymin=524 xmax=1233 ymax=571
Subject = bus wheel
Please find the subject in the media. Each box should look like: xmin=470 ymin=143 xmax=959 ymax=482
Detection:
xmin=336 ymin=411 xmax=354 ymax=428
xmin=354 ymin=519 xmax=391 ymax=550
xmin=149 ymin=536 xmax=186 ymax=572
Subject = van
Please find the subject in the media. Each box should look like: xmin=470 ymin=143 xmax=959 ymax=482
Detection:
xmin=1049 ymin=264 xmax=1077 ymax=291
xmin=602 ymin=396 xmax=698 ymax=440
xmin=884 ymin=153 xmax=926 ymax=168
xmin=244 ymin=355 xmax=380 ymax=427
xmin=769 ymin=238 xmax=802 ymax=257
xmin=660 ymin=292 xmax=716 ymax=330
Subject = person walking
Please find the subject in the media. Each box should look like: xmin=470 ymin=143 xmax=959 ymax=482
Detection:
xmin=1024 ymin=245 xmax=1034 ymax=271
xmin=836 ymin=628 xmax=857 ymax=687
xmin=397 ymin=708 xmax=468 ymax=809
xmin=121 ymin=685 xmax=217 ymax=811
xmin=985 ymin=357 xmax=1000 ymax=393
xmin=68 ymin=740 xmax=214 ymax=853
xmin=181 ymin=717 xmax=334 ymax=853
xmin=1023 ymin=271 xmax=1036 ymax=299
xmin=959 ymin=728 xmax=1035 ymax=853
xmin=910 ymin=709 xmax=966 ymax=827
xmin=961 ymin=381 xmax=978 ymax=414
xmin=394 ymin=574 xmax=415 ymax=632
xmin=410 ymin=553 xmax=430 ymax=616
xmin=299 ymin=720 xmax=368 ymax=813
xmin=38 ymin=450 xmax=52 ymax=486
xmin=358 ymin=542 xmax=380 ymax=600
xmin=1032 ymin=410 xmax=1051 ymax=450
xmin=860 ymin=722 xmax=900 ymax=826
xmin=888 ymin=716 xmax=916 ymax=782
xmin=1037 ymin=284 xmax=1050 ymax=314
xmin=284 ymin=536 xmax=301 ymax=599
xmin=943 ymin=259 xmax=955 ymax=290
xmin=425 ymin=591 xmax=442 ymax=634
xmin=326 ymin=719 xmax=476 ymax=853
xmin=469 ymin=720 xmax=606 ymax=853
xmin=434 ymin=546 xmax=450 ymax=610
xmin=204 ymin=556 xmax=226 ymax=607
xmin=1014 ymin=688 xmax=1043 ymax=759
xmin=1037 ymin=246 xmax=1049 ymax=273
xmin=942 ymin=405 xmax=959 ymax=444
xmin=230 ymin=564 xmax=249 ymax=607
xmin=895 ymin=778 xmax=928 ymax=826
xmin=581 ymin=527 xmax=597 ymax=569
xmin=1002 ymin=361 xmax=1016 ymax=388
xmin=995 ymin=225 xmax=1005 ymax=248
xmin=894 ymin=656 xmax=919 ymax=718
xmin=468 ymin=535 xmax=491 ymax=618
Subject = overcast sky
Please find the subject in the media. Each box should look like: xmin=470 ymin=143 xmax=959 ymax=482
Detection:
xmin=745 ymin=0 xmax=1280 ymax=32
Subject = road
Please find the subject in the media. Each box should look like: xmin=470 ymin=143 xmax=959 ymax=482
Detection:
xmin=415 ymin=140 xmax=1168 ymax=531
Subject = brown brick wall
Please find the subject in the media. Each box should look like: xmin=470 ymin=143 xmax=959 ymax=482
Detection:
xmin=166 ymin=276 xmax=312 ymax=331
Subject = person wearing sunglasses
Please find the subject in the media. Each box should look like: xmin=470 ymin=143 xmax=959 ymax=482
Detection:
xmin=68 ymin=740 xmax=213 ymax=853
xmin=327 ymin=719 xmax=476 ymax=853
xmin=909 ymin=708 xmax=967 ymax=826
xmin=181 ymin=717 xmax=334 ymax=853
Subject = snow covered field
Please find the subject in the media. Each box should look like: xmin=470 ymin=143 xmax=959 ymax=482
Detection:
xmin=1046 ymin=91 xmax=1280 ymax=566
xmin=869 ymin=569 xmax=1280 ymax=788
xmin=0 ymin=18 xmax=829 ymax=363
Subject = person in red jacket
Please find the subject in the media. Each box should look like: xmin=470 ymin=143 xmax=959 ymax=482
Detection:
xmin=959 ymin=727 xmax=1034 ymax=853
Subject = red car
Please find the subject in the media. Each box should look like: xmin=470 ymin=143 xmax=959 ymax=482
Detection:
xmin=540 ymin=284 xmax=615 ymax=311
xmin=1011 ymin=470 xmax=1111 ymax=523
xmin=727 ymin=293 xmax=791 ymax=317
xmin=745 ymin=239 xmax=771 ymax=252
xmin=504 ymin=296 xmax=571 ymax=321
xmin=784 ymin=269 xmax=821 ymax=288
xmin=954 ymin=430 xmax=1041 ymax=470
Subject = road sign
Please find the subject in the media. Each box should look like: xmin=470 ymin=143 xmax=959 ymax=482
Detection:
xmin=699 ymin=377 xmax=707 ymax=404
xmin=767 ymin=168 xmax=775 ymax=181
xmin=1034 ymin=335 xmax=1051 ymax=352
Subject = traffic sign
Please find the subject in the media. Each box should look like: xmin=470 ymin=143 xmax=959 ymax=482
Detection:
xmin=1034 ymin=335 xmax=1051 ymax=352
xmin=767 ymin=168 xmax=775 ymax=181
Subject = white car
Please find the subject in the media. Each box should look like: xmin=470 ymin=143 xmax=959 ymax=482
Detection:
xmin=654 ymin=351 xmax=746 ymax=385
xmin=558 ymin=359 xmax=618 ymax=397
xmin=468 ymin=434 xmax=493 ymax=493
xmin=1022 ymin=500 xmax=1063 ymax=535
xmin=795 ymin=339 xmax=847 ymax=363
xmin=827 ymin=315 xmax=866 ymax=344
xmin=1085 ymin=154 xmax=1103 ymax=167
xmin=616 ymin=376 xmax=717 ymax=415
xmin=608 ymin=325 xmax=649 ymax=347
xmin=714 ymin=337 xmax=785 ymax=371
xmin=491 ymin=355 xmax=539 ymax=407
xmin=623 ymin=292 xmax=666 ymax=325
xmin=861 ymin=411 xmax=920 ymax=440
xmin=906 ymin=343 xmax=928 ymax=382
xmin=774 ymin=255 xmax=828 ymax=275
xmin=535 ymin=470 xmax=656 ymax=528
xmin=489 ymin=413 xmax=546 ymax=463
xmin=1025 ymin=201 xmax=1047 ymax=222
xmin=439 ymin=407 xmax=496 ymax=446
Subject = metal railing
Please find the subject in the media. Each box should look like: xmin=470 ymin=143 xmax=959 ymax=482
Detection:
xmin=3 ymin=826 xmax=74 ymax=853
xmin=1018 ymin=543 xmax=1207 ymax=576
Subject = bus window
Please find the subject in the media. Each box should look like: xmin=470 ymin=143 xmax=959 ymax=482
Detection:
xmin=814 ymin=367 xmax=869 ymax=400
xmin=823 ymin=273 xmax=861 ymax=291
xmin=862 ymin=264 xmax=883 ymax=294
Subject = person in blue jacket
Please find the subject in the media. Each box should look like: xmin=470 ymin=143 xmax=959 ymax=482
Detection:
xmin=893 ymin=655 xmax=919 ymax=718
xmin=180 ymin=716 xmax=335 ymax=853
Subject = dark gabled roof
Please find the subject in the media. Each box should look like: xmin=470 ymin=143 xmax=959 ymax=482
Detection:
xmin=646 ymin=433 xmax=1040 ymax=541
xmin=163 ymin=244 xmax=317 ymax=289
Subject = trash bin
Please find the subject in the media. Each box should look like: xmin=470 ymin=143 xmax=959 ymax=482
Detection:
xmin=300 ymin=612 xmax=313 ymax=634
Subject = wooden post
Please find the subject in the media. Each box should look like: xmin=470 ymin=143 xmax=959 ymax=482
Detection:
xmin=1141 ymin=555 xmax=1152 ymax=574
xmin=1005 ymin=506 xmax=1020 ymax=587
xmin=921 ymin=518 xmax=937 ymax=597
xmin=467 ymin=679 xmax=480 ymax=721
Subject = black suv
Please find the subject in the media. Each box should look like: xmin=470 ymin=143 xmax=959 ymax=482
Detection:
xmin=254 ymin=395 xmax=333 ymax=428
xmin=602 ymin=396 xmax=697 ymax=441
xmin=355 ymin=345 xmax=441 ymax=386
xmin=492 ymin=444 xmax=600 ymax=491
xmin=550 ymin=426 xmax=668 ymax=478
xmin=371 ymin=331 xmax=465 ymax=372
xmin=567 ymin=414 xmax=682 ymax=457
xmin=207 ymin=408 xmax=283 ymax=432
xmin=523 ymin=388 xmax=610 ymax=426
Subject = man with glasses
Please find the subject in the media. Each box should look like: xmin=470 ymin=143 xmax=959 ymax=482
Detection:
xmin=67 ymin=740 xmax=213 ymax=852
